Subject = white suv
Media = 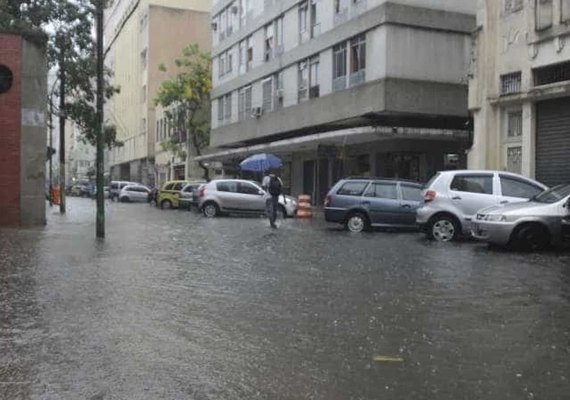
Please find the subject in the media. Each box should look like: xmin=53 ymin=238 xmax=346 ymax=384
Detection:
xmin=416 ymin=170 xmax=547 ymax=242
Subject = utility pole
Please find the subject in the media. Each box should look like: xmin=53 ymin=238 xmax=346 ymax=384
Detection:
xmin=58 ymin=50 xmax=66 ymax=214
xmin=95 ymin=0 xmax=105 ymax=238
xmin=48 ymin=95 xmax=53 ymax=207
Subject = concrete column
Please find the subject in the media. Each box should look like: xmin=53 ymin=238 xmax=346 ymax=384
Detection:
xmin=521 ymin=101 xmax=535 ymax=178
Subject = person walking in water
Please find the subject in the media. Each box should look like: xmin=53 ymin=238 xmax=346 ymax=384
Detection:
xmin=262 ymin=169 xmax=284 ymax=228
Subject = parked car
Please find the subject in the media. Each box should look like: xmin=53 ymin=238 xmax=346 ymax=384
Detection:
xmin=472 ymin=184 xmax=570 ymax=250
xmin=109 ymin=181 xmax=139 ymax=201
xmin=198 ymin=179 xmax=297 ymax=218
xmin=416 ymin=170 xmax=548 ymax=242
xmin=119 ymin=185 xmax=151 ymax=203
xmin=324 ymin=178 xmax=423 ymax=232
xmin=179 ymin=182 xmax=206 ymax=210
xmin=157 ymin=180 xmax=189 ymax=209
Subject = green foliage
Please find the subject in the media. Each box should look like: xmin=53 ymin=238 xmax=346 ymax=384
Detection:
xmin=155 ymin=44 xmax=212 ymax=178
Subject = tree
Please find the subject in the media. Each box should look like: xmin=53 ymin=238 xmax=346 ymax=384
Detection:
xmin=155 ymin=44 xmax=212 ymax=180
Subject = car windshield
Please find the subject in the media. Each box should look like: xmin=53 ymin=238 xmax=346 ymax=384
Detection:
xmin=532 ymin=184 xmax=570 ymax=204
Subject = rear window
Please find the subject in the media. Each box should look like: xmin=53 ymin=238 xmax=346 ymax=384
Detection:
xmin=450 ymin=175 xmax=493 ymax=195
xmin=336 ymin=181 xmax=369 ymax=196
xmin=401 ymin=185 xmax=422 ymax=201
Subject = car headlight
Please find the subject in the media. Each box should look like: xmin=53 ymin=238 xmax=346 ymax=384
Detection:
xmin=485 ymin=214 xmax=507 ymax=222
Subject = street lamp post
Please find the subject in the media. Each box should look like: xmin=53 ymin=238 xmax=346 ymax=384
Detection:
xmin=95 ymin=0 xmax=105 ymax=238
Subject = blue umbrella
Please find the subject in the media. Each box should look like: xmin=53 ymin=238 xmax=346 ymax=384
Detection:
xmin=239 ymin=153 xmax=283 ymax=172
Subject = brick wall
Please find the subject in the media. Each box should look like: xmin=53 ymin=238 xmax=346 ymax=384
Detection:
xmin=0 ymin=35 xmax=22 ymax=226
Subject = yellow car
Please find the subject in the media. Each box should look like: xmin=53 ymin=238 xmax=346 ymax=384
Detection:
xmin=157 ymin=180 xmax=189 ymax=209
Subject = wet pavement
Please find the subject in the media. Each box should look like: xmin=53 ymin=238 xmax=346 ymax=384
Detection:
xmin=1 ymin=198 xmax=570 ymax=400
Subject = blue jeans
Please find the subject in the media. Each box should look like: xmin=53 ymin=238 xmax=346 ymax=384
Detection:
xmin=266 ymin=196 xmax=279 ymax=225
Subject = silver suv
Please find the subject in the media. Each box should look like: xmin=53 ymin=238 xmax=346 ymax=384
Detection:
xmin=416 ymin=170 xmax=547 ymax=242
xmin=198 ymin=179 xmax=298 ymax=218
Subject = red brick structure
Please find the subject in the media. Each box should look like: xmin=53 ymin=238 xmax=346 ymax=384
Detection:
xmin=0 ymin=35 xmax=22 ymax=226
xmin=0 ymin=33 xmax=47 ymax=227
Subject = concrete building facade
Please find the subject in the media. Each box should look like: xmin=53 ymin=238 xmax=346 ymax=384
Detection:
xmin=0 ymin=33 xmax=47 ymax=227
xmin=469 ymin=0 xmax=570 ymax=186
xmin=201 ymin=0 xmax=476 ymax=202
xmin=104 ymin=0 xmax=211 ymax=187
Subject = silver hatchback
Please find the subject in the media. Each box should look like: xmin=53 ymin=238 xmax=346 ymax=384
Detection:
xmin=198 ymin=179 xmax=298 ymax=218
xmin=473 ymin=184 xmax=570 ymax=250
xmin=416 ymin=170 xmax=547 ymax=242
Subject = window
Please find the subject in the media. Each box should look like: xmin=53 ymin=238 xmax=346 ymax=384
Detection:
xmin=500 ymin=175 xmax=543 ymax=198
xmin=238 ymin=86 xmax=252 ymax=120
xmin=224 ymin=93 xmax=232 ymax=120
xmin=217 ymin=182 xmax=238 ymax=192
xmin=450 ymin=175 xmax=494 ymax=195
xmin=164 ymin=183 xmax=175 ymax=191
xmin=264 ymin=23 xmax=274 ymax=62
xmin=220 ymin=9 xmax=227 ymax=40
xmin=337 ymin=181 xmax=368 ymax=196
xmin=218 ymin=98 xmax=224 ymax=121
xmin=310 ymin=0 xmax=320 ymax=38
xmin=333 ymin=43 xmax=347 ymax=91
xmin=350 ymin=35 xmax=366 ymax=73
xmin=504 ymin=0 xmax=523 ymax=15
xmin=140 ymin=14 xmax=148 ymax=31
xmin=309 ymin=56 xmax=320 ymax=98
xmin=299 ymin=2 xmax=308 ymax=33
xmin=298 ymin=61 xmax=309 ymax=102
xmin=238 ymin=182 xmax=261 ymax=195
xmin=364 ymin=182 xmax=399 ymax=200
xmin=562 ymin=0 xmax=570 ymax=22
xmin=173 ymin=183 xmax=185 ymax=191
xmin=274 ymin=72 xmax=284 ymax=110
xmin=219 ymin=54 xmax=226 ymax=77
xmin=535 ymin=0 xmax=553 ymax=31
xmin=401 ymin=185 xmax=422 ymax=202
xmin=142 ymin=85 xmax=146 ymax=103
xmin=246 ymin=36 xmax=253 ymax=71
xmin=500 ymin=72 xmax=522 ymax=95
xmin=349 ymin=35 xmax=366 ymax=86
xmin=238 ymin=40 xmax=246 ymax=73
xmin=533 ymin=61 xmax=570 ymax=86
xmin=275 ymin=17 xmax=284 ymax=54
xmin=507 ymin=110 xmax=523 ymax=138
xmin=262 ymin=77 xmax=273 ymax=113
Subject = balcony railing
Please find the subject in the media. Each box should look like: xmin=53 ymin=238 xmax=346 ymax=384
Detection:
xmin=333 ymin=76 xmax=347 ymax=92
xmin=349 ymin=70 xmax=366 ymax=87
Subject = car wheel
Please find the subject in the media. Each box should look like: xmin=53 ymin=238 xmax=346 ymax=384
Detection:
xmin=203 ymin=202 xmax=219 ymax=218
xmin=346 ymin=213 xmax=368 ymax=233
xmin=161 ymin=200 xmax=172 ymax=210
xmin=120 ymin=197 xmax=130 ymax=203
xmin=514 ymin=224 xmax=550 ymax=251
xmin=429 ymin=215 xmax=459 ymax=242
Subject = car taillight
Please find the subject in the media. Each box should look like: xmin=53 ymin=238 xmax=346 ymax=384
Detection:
xmin=324 ymin=195 xmax=332 ymax=207
xmin=199 ymin=186 xmax=206 ymax=198
xmin=424 ymin=190 xmax=437 ymax=203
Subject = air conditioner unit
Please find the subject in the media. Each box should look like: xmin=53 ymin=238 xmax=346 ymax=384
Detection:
xmin=231 ymin=5 xmax=239 ymax=14
xmin=211 ymin=22 xmax=218 ymax=31
xmin=251 ymin=107 xmax=263 ymax=118
xmin=275 ymin=88 xmax=284 ymax=98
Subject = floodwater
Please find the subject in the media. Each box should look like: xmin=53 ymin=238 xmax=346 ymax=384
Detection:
xmin=1 ymin=198 xmax=569 ymax=399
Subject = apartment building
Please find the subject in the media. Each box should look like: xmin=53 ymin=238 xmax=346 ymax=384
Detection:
xmin=104 ymin=0 xmax=211 ymax=186
xmin=201 ymin=0 xmax=476 ymax=202
xmin=469 ymin=0 xmax=570 ymax=187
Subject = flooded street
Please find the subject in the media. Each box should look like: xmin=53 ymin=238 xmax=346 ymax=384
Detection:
xmin=1 ymin=198 xmax=570 ymax=399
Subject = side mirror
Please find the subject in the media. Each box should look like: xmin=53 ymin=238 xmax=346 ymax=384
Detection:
xmin=258 ymin=190 xmax=265 ymax=196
